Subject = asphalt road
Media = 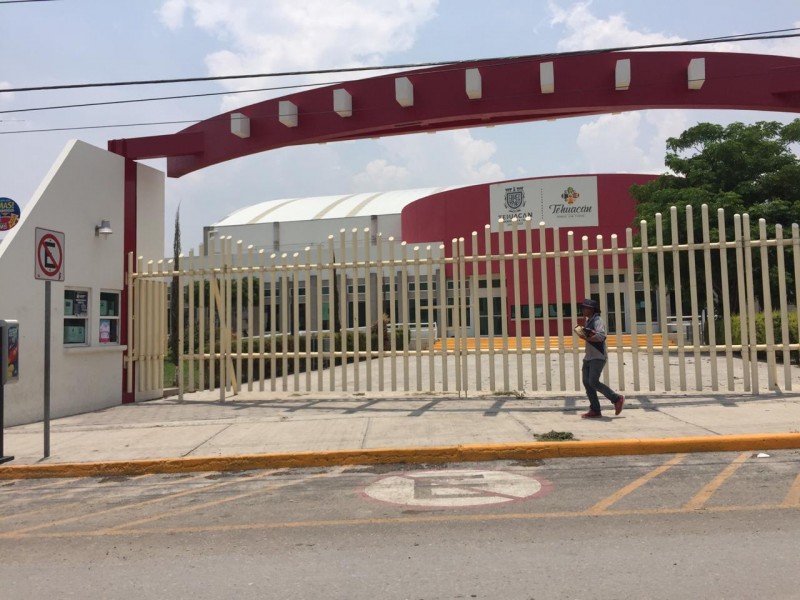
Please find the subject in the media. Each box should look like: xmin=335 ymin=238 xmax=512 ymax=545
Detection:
xmin=1 ymin=451 xmax=799 ymax=599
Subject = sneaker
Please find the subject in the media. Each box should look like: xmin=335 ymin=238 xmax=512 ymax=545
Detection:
xmin=614 ymin=395 xmax=625 ymax=415
xmin=581 ymin=410 xmax=602 ymax=419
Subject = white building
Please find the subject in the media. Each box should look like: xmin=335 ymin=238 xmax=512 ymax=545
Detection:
xmin=204 ymin=186 xmax=461 ymax=255
xmin=0 ymin=141 xmax=164 ymax=427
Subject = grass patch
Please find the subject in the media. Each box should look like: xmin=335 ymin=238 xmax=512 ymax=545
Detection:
xmin=163 ymin=358 xmax=205 ymax=389
xmin=534 ymin=430 xmax=575 ymax=441
xmin=164 ymin=359 xmax=177 ymax=388
xmin=492 ymin=390 xmax=526 ymax=398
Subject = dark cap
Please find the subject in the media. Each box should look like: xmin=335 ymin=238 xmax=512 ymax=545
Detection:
xmin=579 ymin=298 xmax=600 ymax=312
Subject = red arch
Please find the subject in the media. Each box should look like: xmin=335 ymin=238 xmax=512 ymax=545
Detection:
xmin=109 ymin=49 xmax=800 ymax=402
xmin=109 ymin=51 xmax=800 ymax=177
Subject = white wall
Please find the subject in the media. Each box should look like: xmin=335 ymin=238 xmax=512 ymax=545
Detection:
xmin=0 ymin=140 xmax=165 ymax=426
xmin=137 ymin=164 xmax=165 ymax=260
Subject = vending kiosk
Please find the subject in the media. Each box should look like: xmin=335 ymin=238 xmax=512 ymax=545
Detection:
xmin=0 ymin=319 xmax=18 ymax=464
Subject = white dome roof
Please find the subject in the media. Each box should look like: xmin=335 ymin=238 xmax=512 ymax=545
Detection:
xmin=213 ymin=186 xmax=463 ymax=226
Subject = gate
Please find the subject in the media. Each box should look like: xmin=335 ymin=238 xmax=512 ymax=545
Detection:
xmin=127 ymin=205 xmax=800 ymax=399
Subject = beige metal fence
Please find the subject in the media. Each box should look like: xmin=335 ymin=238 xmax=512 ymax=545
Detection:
xmin=126 ymin=205 xmax=800 ymax=399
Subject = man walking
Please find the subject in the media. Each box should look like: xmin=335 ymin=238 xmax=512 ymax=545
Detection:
xmin=575 ymin=298 xmax=624 ymax=419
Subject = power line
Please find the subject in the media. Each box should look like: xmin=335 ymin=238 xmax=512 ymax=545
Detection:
xmin=0 ymin=57 xmax=788 ymax=137
xmin=2 ymin=27 xmax=799 ymax=118
xmin=2 ymin=29 xmax=799 ymax=136
xmin=0 ymin=0 xmax=60 ymax=3
xmin=0 ymin=80 xmax=349 ymax=115
xmin=0 ymin=119 xmax=199 ymax=135
xmin=2 ymin=29 xmax=799 ymax=94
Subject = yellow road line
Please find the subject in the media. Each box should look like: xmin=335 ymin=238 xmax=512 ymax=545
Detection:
xmin=782 ymin=472 xmax=800 ymax=506
xmin=0 ymin=501 xmax=86 ymax=525
xmin=585 ymin=454 xmax=686 ymax=514
xmin=0 ymin=478 xmax=73 ymax=493
xmin=104 ymin=467 xmax=345 ymax=532
xmin=0 ymin=474 xmax=155 ymax=523
xmin=5 ymin=502 xmax=798 ymax=540
xmin=683 ymin=452 xmax=750 ymax=510
xmin=0 ymin=471 xmax=263 ymax=538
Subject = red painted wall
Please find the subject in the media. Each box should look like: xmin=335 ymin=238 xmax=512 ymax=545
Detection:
xmin=401 ymin=173 xmax=656 ymax=335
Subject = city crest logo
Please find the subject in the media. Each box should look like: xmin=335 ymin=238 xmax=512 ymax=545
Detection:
xmin=561 ymin=186 xmax=580 ymax=204
xmin=504 ymin=187 xmax=525 ymax=210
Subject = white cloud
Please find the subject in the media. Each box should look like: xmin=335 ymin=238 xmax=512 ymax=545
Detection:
xmin=157 ymin=0 xmax=188 ymax=30
xmin=159 ymin=0 xmax=439 ymax=111
xmin=549 ymin=1 xmax=800 ymax=57
xmin=577 ymin=113 xmax=650 ymax=172
xmin=643 ymin=110 xmax=690 ymax=168
xmin=575 ymin=110 xmax=694 ymax=175
xmin=352 ymin=159 xmax=410 ymax=191
xmin=712 ymin=23 xmax=800 ymax=57
xmin=548 ymin=1 xmax=683 ymax=51
xmin=352 ymin=130 xmax=504 ymax=191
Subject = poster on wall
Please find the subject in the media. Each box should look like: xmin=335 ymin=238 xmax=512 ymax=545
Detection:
xmin=489 ymin=176 xmax=599 ymax=231
xmin=0 ymin=197 xmax=21 ymax=231
xmin=99 ymin=319 xmax=111 ymax=344
xmin=73 ymin=291 xmax=88 ymax=316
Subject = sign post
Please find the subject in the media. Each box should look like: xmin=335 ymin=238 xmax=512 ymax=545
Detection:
xmin=35 ymin=227 xmax=65 ymax=459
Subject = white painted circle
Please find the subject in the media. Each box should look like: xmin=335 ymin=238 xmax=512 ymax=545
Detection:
xmin=364 ymin=469 xmax=545 ymax=508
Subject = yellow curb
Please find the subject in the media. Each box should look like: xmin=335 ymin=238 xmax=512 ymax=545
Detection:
xmin=1 ymin=432 xmax=799 ymax=480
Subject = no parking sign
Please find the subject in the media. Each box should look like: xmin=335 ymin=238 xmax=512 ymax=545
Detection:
xmin=34 ymin=227 xmax=65 ymax=281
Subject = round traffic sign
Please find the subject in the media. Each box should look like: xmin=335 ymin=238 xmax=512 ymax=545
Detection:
xmin=363 ymin=469 xmax=551 ymax=509
xmin=36 ymin=232 xmax=64 ymax=280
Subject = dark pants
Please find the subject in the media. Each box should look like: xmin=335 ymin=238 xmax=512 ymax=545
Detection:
xmin=582 ymin=359 xmax=620 ymax=414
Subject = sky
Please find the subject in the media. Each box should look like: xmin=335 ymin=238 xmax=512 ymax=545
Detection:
xmin=2 ymin=0 xmax=800 ymax=255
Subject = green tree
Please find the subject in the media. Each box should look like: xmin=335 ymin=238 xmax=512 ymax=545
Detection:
xmin=169 ymin=204 xmax=181 ymax=361
xmin=631 ymin=119 xmax=800 ymax=312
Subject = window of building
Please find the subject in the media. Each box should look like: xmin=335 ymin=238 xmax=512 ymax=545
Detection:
xmin=418 ymin=280 xmax=434 ymax=292
xmin=347 ymin=282 xmax=366 ymax=294
xmin=529 ymin=303 xmax=573 ymax=319
xmin=64 ymin=288 xmax=89 ymax=345
xmin=99 ymin=291 xmax=120 ymax=344
xmin=635 ymin=290 xmax=658 ymax=323
xmin=589 ymin=274 xmax=625 ymax=284
xmin=478 ymin=279 xmax=502 ymax=289
xmin=511 ymin=305 xmax=530 ymax=319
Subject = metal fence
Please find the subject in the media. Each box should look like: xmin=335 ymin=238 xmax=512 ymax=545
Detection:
xmin=126 ymin=205 xmax=800 ymax=399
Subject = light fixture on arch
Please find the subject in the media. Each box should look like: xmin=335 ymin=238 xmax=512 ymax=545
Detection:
xmin=395 ymin=77 xmax=414 ymax=107
xmin=279 ymin=101 xmax=298 ymax=127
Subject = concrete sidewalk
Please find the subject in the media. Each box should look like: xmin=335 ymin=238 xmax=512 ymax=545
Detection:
xmin=2 ymin=387 xmax=800 ymax=478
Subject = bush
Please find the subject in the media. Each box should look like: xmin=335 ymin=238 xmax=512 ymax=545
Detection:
xmin=716 ymin=312 xmax=799 ymax=364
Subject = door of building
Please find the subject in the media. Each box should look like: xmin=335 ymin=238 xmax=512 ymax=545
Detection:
xmin=478 ymin=296 xmax=503 ymax=336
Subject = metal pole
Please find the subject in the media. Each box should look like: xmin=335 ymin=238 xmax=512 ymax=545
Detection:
xmin=44 ymin=279 xmax=51 ymax=458
xmin=0 ymin=352 xmax=13 ymax=464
